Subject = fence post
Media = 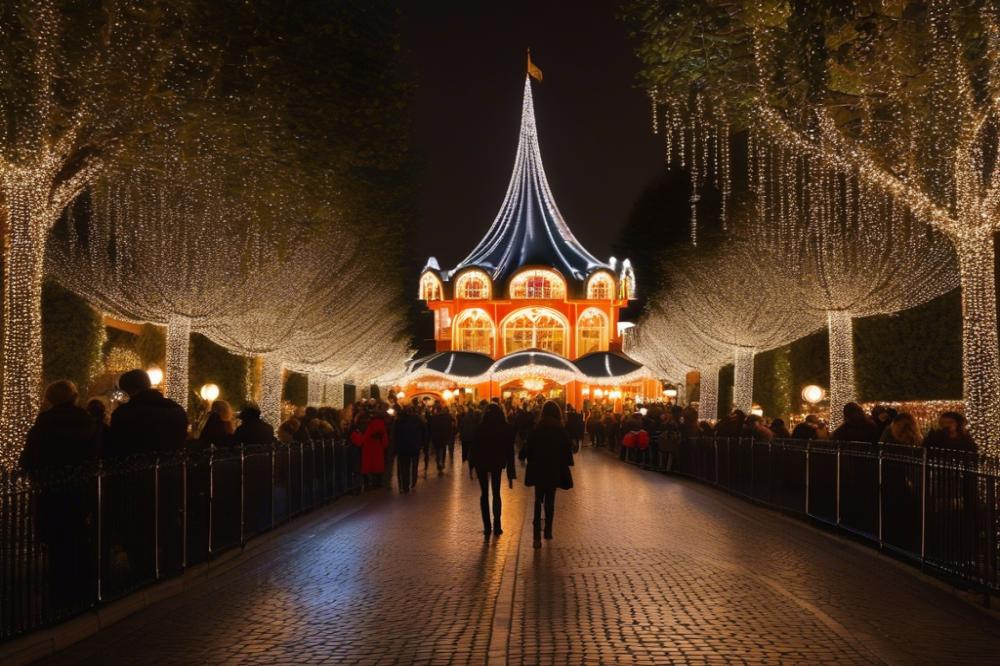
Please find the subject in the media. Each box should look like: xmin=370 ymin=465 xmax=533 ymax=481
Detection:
xmin=96 ymin=461 xmax=103 ymax=603
xmin=985 ymin=473 xmax=996 ymax=607
xmin=300 ymin=441 xmax=305 ymax=510
xmin=154 ymin=456 xmax=160 ymax=579
xmin=270 ymin=445 xmax=276 ymax=530
xmin=240 ymin=445 xmax=246 ymax=547
xmin=287 ymin=441 xmax=292 ymax=519
xmin=920 ymin=446 xmax=928 ymax=561
xmin=835 ymin=442 xmax=842 ymax=527
xmin=749 ymin=438 xmax=755 ymax=498
xmin=208 ymin=447 xmax=214 ymax=556
xmin=181 ymin=456 xmax=187 ymax=570
xmin=877 ymin=444 xmax=884 ymax=549
xmin=805 ymin=440 xmax=810 ymax=515
xmin=713 ymin=438 xmax=719 ymax=485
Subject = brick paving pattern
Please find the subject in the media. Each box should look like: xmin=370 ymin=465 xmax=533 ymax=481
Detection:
xmin=39 ymin=447 xmax=1000 ymax=664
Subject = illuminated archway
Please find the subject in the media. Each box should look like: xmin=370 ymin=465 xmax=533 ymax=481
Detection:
xmin=454 ymin=269 xmax=492 ymax=299
xmin=577 ymin=307 xmax=609 ymax=355
xmin=509 ymin=268 xmax=566 ymax=299
xmin=419 ymin=272 xmax=443 ymax=301
xmin=452 ymin=308 xmax=495 ymax=355
xmin=501 ymin=307 xmax=568 ymax=356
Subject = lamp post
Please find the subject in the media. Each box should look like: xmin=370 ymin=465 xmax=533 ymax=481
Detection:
xmin=200 ymin=383 xmax=220 ymax=403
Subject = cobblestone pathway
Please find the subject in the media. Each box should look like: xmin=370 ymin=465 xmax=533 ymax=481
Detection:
xmin=40 ymin=447 xmax=1000 ymax=665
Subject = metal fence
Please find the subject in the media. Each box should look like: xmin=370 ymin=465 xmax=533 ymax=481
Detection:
xmin=618 ymin=436 xmax=1000 ymax=598
xmin=0 ymin=439 xmax=361 ymax=642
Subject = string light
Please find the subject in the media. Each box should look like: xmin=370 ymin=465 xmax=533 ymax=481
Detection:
xmin=630 ymin=2 xmax=1000 ymax=450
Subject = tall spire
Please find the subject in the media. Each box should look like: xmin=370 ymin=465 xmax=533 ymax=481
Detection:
xmin=451 ymin=76 xmax=607 ymax=284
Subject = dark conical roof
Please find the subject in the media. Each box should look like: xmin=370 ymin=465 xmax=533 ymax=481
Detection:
xmin=447 ymin=77 xmax=610 ymax=285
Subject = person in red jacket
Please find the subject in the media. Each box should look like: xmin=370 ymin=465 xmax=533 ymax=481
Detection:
xmin=352 ymin=411 xmax=389 ymax=490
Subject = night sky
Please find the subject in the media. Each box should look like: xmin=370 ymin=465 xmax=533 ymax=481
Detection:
xmin=400 ymin=0 xmax=665 ymax=270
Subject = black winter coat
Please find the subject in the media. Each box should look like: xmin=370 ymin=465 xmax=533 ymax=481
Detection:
xmin=199 ymin=413 xmax=235 ymax=448
xmin=831 ymin=416 xmax=881 ymax=444
xmin=566 ymin=412 xmax=585 ymax=439
xmin=471 ymin=413 xmax=516 ymax=478
xmin=233 ymin=418 xmax=275 ymax=447
xmin=429 ymin=412 xmax=454 ymax=446
xmin=19 ymin=403 xmax=97 ymax=471
xmin=520 ymin=418 xmax=574 ymax=489
xmin=394 ymin=412 xmax=428 ymax=455
xmin=108 ymin=389 xmax=188 ymax=457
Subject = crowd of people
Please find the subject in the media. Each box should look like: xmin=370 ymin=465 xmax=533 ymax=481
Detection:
xmin=16 ymin=369 xmax=981 ymax=540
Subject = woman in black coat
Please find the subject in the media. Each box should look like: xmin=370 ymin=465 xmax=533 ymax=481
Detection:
xmin=519 ymin=400 xmax=574 ymax=548
xmin=471 ymin=403 xmax=516 ymax=538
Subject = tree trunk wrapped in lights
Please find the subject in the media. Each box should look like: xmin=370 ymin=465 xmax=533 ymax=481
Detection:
xmin=260 ymin=354 xmax=284 ymax=430
xmin=732 ymin=347 xmax=755 ymax=414
xmin=825 ymin=310 xmax=855 ymax=430
xmin=307 ymin=374 xmax=325 ymax=407
xmin=698 ymin=366 xmax=720 ymax=423
xmin=165 ymin=315 xmax=193 ymax=407
xmin=0 ymin=1 xmax=220 ymax=465
xmin=627 ymin=0 xmax=1000 ymax=450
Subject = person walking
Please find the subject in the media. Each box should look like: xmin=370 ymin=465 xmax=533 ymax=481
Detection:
xmin=519 ymin=401 xmax=574 ymax=549
xmin=358 ymin=409 xmax=389 ymax=489
xmin=428 ymin=403 xmax=454 ymax=474
xmin=459 ymin=402 xmax=482 ymax=479
xmin=566 ymin=405 xmax=584 ymax=452
xmin=393 ymin=403 xmax=427 ymax=493
xmin=471 ymin=403 xmax=516 ymax=538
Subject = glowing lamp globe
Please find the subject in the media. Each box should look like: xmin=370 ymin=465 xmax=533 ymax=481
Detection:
xmin=387 ymin=407 xmax=396 ymax=416
xmin=750 ymin=405 xmax=764 ymax=417
xmin=442 ymin=389 xmax=453 ymax=401
xmin=581 ymin=387 xmax=590 ymax=396
xmin=594 ymin=388 xmax=604 ymax=398
xmin=395 ymin=391 xmax=406 ymax=400
xmin=801 ymin=385 xmax=825 ymax=405
xmin=146 ymin=366 xmax=164 ymax=387
xmin=199 ymin=383 xmax=220 ymax=402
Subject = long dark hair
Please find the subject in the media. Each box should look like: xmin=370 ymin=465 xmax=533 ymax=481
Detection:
xmin=541 ymin=400 xmax=563 ymax=424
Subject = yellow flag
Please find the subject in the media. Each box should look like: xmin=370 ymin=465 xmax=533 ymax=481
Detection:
xmin=527 ymin=50 xmax=543 ymax=82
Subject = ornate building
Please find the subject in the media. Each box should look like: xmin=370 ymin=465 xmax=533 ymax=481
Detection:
xmin=398 ymin=76 xmax=657 ymax=409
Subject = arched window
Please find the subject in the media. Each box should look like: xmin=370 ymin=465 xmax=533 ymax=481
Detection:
xmin=509 ymin=269 xmax=566 ymax=299
xmin=452 ymin=309 xmax=494 ymax=355
xmin=502 ymin=308 xmax=567 ymax=355
xmin=587 ymin=273 xmax=614 ymax=300
xmin=455 ymin=271 xmax=491 ymax=299
xmin=577 ymin=308 xmax=609 ymax=356
xmin=420 ymin=273 xmax=443 ymax=301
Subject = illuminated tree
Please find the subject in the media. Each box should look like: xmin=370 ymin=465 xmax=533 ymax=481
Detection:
xmin=46 ymin=165 xmax=301 ymax=410
xmin=627 ymin=0 xmax=1000 ymax=448
xmin=0 ymin=0 xmax=221 ymax=463
xmin=744 ymin=189 xmax=959 ymax=426
xmin=638 ymin=238 xmax=821 ymax=417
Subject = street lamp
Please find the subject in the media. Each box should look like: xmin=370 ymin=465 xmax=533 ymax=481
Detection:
xmin=801 ymin=385 xmax=825 ymax=405
xmin=146 ymin=366 xmax=164 ymax=387
xmin=199 ymin=383 xmax=220 ymax=402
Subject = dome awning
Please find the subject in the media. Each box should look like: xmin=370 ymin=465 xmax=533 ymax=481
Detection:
xmin=573 ymin=351 xmax=646 ymax=379
xmin=407 ymin=351 xmax=494 ymax=378
xmin=402 ymin=348 xmax=653 ymax=386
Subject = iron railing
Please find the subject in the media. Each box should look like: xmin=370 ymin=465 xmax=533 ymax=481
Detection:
xmin=0 ymin=438 xmax=361 ymax=642
xmin=619 ymin=436 xmax=1000 ymax=599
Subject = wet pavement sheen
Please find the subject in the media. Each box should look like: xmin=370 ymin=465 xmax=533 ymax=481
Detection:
xmin=40 ymin=447 xmax=1000 ymax=664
